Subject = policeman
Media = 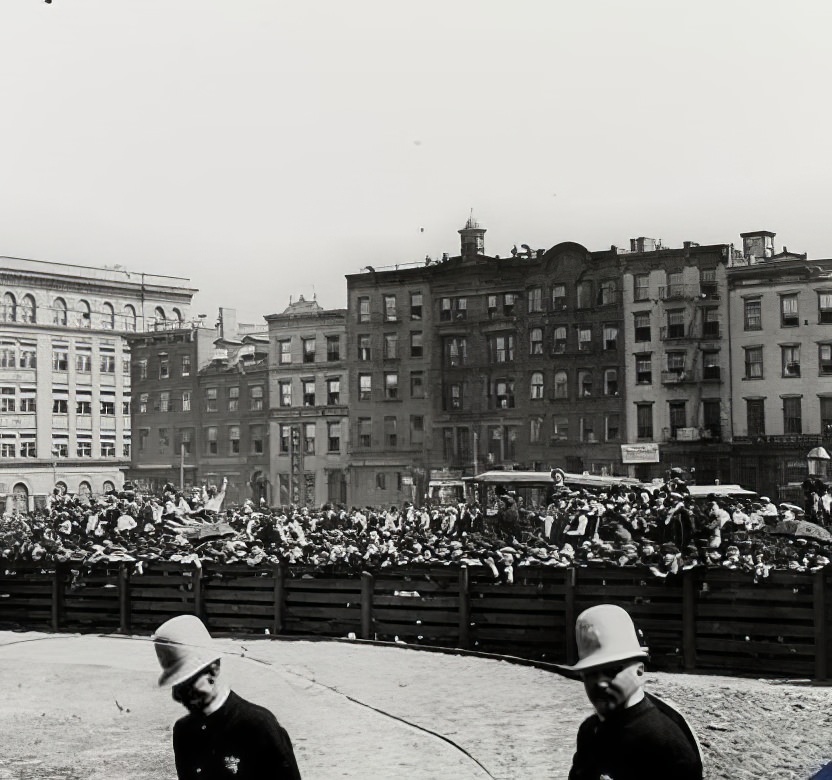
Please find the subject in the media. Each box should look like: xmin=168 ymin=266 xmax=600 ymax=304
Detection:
xmin=153 ymin=614 xmax=301 ymax=779
xmin=556 ymin=604 xmax=702 ymax=780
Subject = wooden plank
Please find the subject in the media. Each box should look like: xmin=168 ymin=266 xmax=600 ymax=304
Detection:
xmin=695 ymin=603 xmax=814 ymax=621
xmin=275 ymin=606 xmax=360 ymax=621
xmin=696 ymin=637 xmax=814 ymax=656
xmin=459 ymin=566 xmax=470 ymax=651
xmin=204 ymin=604 xmax=275 ymax=617
xmin=565 ymin=566 xmax=576 ymax=665
xmin=371 ymin=608 xmax=458 ymax=623
xmin=361 ymin=572 xmax=373 ymax=641
xmin=282 ymin=591 xmax=358 ymax=605
xmin=205 ymin=591 xmax=281 ymax=604
xmin=274 ymin=562 xmax=285 ymax=636
xmin=473 ymin=613 xmax=560 ymax=628
xmin=372 ymin=595 xmax=460 ymax=609
xmin=695 ymin=620 xmax=815 ymax=638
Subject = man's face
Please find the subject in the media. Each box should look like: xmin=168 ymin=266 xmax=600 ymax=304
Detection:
xmin=171 ymin=664 xmax=220 ymax=714
xmin=581 ymin=661 xmax=644 ymax=718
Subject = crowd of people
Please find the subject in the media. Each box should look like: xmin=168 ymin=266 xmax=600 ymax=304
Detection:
xmin=0 ymin=474 xmax=830 ymax=583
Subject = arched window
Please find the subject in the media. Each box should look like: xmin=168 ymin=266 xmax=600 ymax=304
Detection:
xmin=171 ymin=307 xmax=184 ymax=324
xmin=554 ymin=370 xmax=569 ymax=399
xmin=123 ymin=304 xmax=137 ymax=332
xmin=77 ymin=300 xmax=91 ymax=328
xmin=578 ymin=370 xmax=593 ymax=397
xmin=2 ymin=292 xmax=16 ymax=322
xmin=102 ymin=480 xmax=116 ymax=494
xmin=55 ymin=481 xmax=68 ymax=495
xmin=53 ymin=297 xmax=68 ymax=326
xmin=11 ymin=482 xmax=28 ymax=513
xmin=101 ymin=302 xmax=115 ymax=330
xmin=78 ymin=481 xmax=92 ymax=498
xmin=20 ymin=294 xmax=36 ymax=323
xmin=530 ymin=372 xmax=544 ymax=400
xmin=154 ymin=306 xmax=166 ymax=328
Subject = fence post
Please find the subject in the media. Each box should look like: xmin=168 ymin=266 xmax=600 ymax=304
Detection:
xmin=682 ymin=569 xmax=696 ymax=672
xmin=458 ymin=565 xmax=471 ymax=650
xmin=51 ymin=564 xmax=64 ymax=632
xmin=273 ymin=562 xmax=285 ymax=636
xmin=193 ymin=565 xmax=203 ymax=622
xmin=814 ymin=570 xmax=828 ymax=681
xmin=564 ymin=566 xmax=577 ymax=664
xmin=118 ymin=563 xmax=131 ymax=635
xmin=361 ymin=571 xmax=374 ymax=640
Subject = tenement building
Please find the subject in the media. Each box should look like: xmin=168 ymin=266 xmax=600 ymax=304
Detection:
xmin=266 ymin=297 xmax=349 ymax=507
xmin=0 ymin=256 xmax=195 ymax=509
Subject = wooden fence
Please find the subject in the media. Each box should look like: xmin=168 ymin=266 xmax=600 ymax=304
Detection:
xmin=0 ymin=561 xmax=827 ymax=679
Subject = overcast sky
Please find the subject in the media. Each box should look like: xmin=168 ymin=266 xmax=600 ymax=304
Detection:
xmin=1 ymin=1 xmax=830 ymax=324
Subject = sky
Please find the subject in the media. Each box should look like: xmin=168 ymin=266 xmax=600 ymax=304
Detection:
xmin=1 ymin=0 xmax=831 ymax=324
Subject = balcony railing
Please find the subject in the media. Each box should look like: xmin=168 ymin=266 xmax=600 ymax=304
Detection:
xmin=661 ymin=370 xmax=691 ymax=385
xmin=658 ymin=284 xmax=691 ymax=300
xmin=660 ymin=325 xmax=688 ymax=340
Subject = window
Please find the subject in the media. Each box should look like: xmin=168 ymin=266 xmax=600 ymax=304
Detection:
xmin=139 ymin=393 xmax=148 ymax=414
xmin=122 ymin=356 xmax=130 ymax=376
xmin=177 ymin=428 xmax=193 ymax=456
xmin=138 ymin=359 xmax=148 ymax=380
xmin=358 ymin=334 xmax=372 ymax=361
xmin=376 ymin=473 xmax=387 ymax=490
xmin=52 ymin=437 xmax=69 ymax=458
xmin=327 ymin=421 xmax=341 ymax=452
xmin=782 ymin=345 xmax=801 ymax=377
xmin=205 ymin=387 xmax=218 ymax=412
xmin=153 ymin=306 xmax=166 ymax=326
xmin=159 ymin=391 xmax=170 ymax=413
xmin=326 ymin=335 xmax=340 ymax=361
xmin=744 ymin=347 xmax=763 ymax=379
xmin=357 ymin=296 xmax=370 ymax=323
xmin=669 ymin=401 xmax=687 ymax=437
xmin=100 ymin=351 xmax=115 ymax=373
xmin=75 ymin=391 xmax=91 ymax=415
xmin=490 ymin=334 xmax=514 ymax=363
xmin=700 ymin=268 xmax=718 ymax=299
xmin=578 ymin=326 xmax=592 ymax=351
xmin=181 ymin=391 xmax=191 ymax=412
xmin=20 ymin=436 xmax=36 ymax=458
xmin=552 ymin=416 xmax=569 ymax=441
xmin=635 ymin=354 xmax=652 ymax=384
xmin=634 ymin=312 xmax=651 ymax=342
xmin=279 ymin=381 xmax=292 ymax=407
xmin=0 ymin=387 xmax=14 ymax=413
xmin=52 ymin=396 xmax=68 ymax=414
xmin=279 ymin=424 xmax=291 ymax=454
xmin=77 ymin=436 xmax=93 ymax=458
xmin=1 ymin=293 xmax=16 ymax=322
xmin=702 ymin=400 xmax=721 ymax=439
xmin=101 ymin=439 xmax=116 ymax=457
xmin=446 ymin=382 xmax=463 ymax=410
xmin=821 ymin=398 xmax=832 ymax=437
xmin=99 ymin=302 xmax=114 ymax=330
xmin=744 ymin=298 xmax=762 ymax=330
xmin=580 ymin=417 xmax=596 ymax=443
xmin=384 ymin=416 xmax=397 ymax=447
xmin=302 ymin=338 xmax=316 ymax=363
xmin=666 ymin=351 xmax=686 ymax=374
xmin=444 ymin=336 xmax=467 ymax=366
xmin=700 ymin=307 xmax=720 ymax=339
xmin=0 ymin=343 xmax=14 ymax=368
xmin=77 ymin=300 xmax=91 ymax=328
xmin=0 ymin=434 xmax=14 ymax=458
xmin=606 ymin=414 xmax=620 ymax=441
xmin=636 ymin=404 xmax=653 ymax=440
xmin=227 ymin=386 xmax=239 ymax=412
xmin=52 ymin=347 xmax=68 ymax=371
xmin=781 ymin=294 xmax=799 ymax=327
xmin=576 ymin=281 xmax=592 ymax=309
xmin=122 ymin=439 xmax=131 ymax=458
xmin=250 ymin=385 xmax=264 ymax=411
xmin=100 ymin=396 xmax=115 ymax=415
xmin=598 ymin=280 xmax=617 ymax=306
xmin=552 ymin=284 xmax=566 ymax=310
xmin=410 ymin=415 xmax=424 ymax=446
xmin=20 ymin=294 xmax=36 ymax=323
xmin=205 ymin=427 xmax=218 ymax=455
xmin=410 ymin=292 xmax=423 ymax=320
xmin=554 ymin=370 xmax=568 ymax=399
xmin=53 ymin=297 xmax=68 ymax=326
xmin=123 ymin=304 xmax=137 ymax=332
xmin=603 ymin=325 xmax=618 ymax=351
xmin=410 ymin=331 xmax=423 ymax=358
xmin=384 ymin=295 xmax=397 ymax=321
xmin=383 ymin=333 xmax=398 ymax=359
xmin=358 ymin=417 xmax=372 ymax=448
xmin=298 ymin=379 xmax=314 ymax=407
xmin=819 ymin=293 xmax=832 ymax=324
xmin=530 ymin=327 xmax=543 ymax=355
xmin=666 ymin=271 xmax=684 ymax=299
xmin=494 ymin=379 xmax=515 ymax=409
xmin=530 ymin=372 xmax=544 ymax=399
xmin=20 ymin=388 xmax=35 ymax=412
xmin=502 ymin=294 xmax=516 ymax=317
xmin=821 ymin=345 xmax=832 ymax=375
xmin=666 ymin=310 xmax=685 ymax=339
xmin=122 ymin=399 xmax=131 ymax=415
xmin=303 ymin=423 xmax=315 ymax=455
xmin=384 ymin=372 xmax=398 ymax=400
xmin=326 ymin=378 xmax=340 ymax=405
xmin=634 ymin=274 xmax=650 ymax=302
xmin=783 ymin=396 xmax=802 ymax=434
xmin=527 ymin=287 xmax=543 ymax=313
xmin=578 ymin=370 xmax=593 ymax=397
xmin=158 ymin=428 xmax=170 ymax=452
xmin=604 ymin=368 xmax=618 ymax=396
xmin=359 ymin=373 xmax=372 ymax=401
xmin=137 ymin=429 xmax=148 ymax=453
xmin=278 ymin=340 xmax=291 ymax=365
xmin=75 ymin=350 xmax=91 ymax=373
xmin=553 ymin=326 xmax=567 ymax=354
xmin=411 ymin=371 xmax=424 ymax=398
xmin=440 ymin=297 xmax=468 ymax=321
xmin=702 ymin=351 xmax=720 ymax=380
xmin=19 ymin=344 xmax=36 ymax=369
xmin=530 ymin=416 xmax=543 ymax=444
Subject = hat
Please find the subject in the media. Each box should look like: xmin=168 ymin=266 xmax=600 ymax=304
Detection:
xmin=555 ymin=604 xmax=649 ymax=678
xmin=152 ymin=615 xmax=222 ymax=688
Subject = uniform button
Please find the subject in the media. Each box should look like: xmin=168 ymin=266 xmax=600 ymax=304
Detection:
xmin=201 ymin=725 xmax=207 ymax=731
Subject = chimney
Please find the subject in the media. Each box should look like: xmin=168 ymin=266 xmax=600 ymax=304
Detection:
xmin=459 ymin=212 xmax=486 ymax=260
xmin=630 ymin=237 xmax=658 ymax=253
xmin=683 ymin=241 xmax=700 ymax=249
xmin=217 ymin=307 xmax=238 ymax=340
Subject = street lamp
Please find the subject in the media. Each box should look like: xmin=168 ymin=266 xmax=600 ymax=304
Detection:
xmin=807 ymin=446 xmax=831 ymax=480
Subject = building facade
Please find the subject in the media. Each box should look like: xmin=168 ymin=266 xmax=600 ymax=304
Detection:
xmin=0 ymin=256 xmax=195 ymax=509
xmin=266 ymin=298 xmax=350 ymax=507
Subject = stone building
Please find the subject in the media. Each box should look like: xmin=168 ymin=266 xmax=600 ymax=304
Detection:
xmin=0 ymin=256 xmax=195 ymax=509
xmin=266 ymin=297 xmax=349 ymax=507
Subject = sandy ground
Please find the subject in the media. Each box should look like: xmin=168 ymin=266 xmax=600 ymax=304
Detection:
xmin=0 ymin=631 xmax=830 ymax=779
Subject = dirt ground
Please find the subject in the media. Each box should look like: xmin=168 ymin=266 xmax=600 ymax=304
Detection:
xmin=0 ymin=631 xmax=830 ymax=779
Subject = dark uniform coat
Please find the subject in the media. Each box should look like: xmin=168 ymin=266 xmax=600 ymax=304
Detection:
xmin=173 ymin=690 xmax=301 ymax=779
xmin=568 ymin=696 xmax=701 ymax=780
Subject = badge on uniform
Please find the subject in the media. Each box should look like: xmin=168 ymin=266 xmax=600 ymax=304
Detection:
xmin=224 ymin=755 xmax=240 ymax=774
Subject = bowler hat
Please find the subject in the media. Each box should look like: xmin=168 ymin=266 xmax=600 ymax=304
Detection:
xmin=152 ymin=615 xmax=222 ymax=688
xmin=554 ymin=604 xmax=649 ymax=678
